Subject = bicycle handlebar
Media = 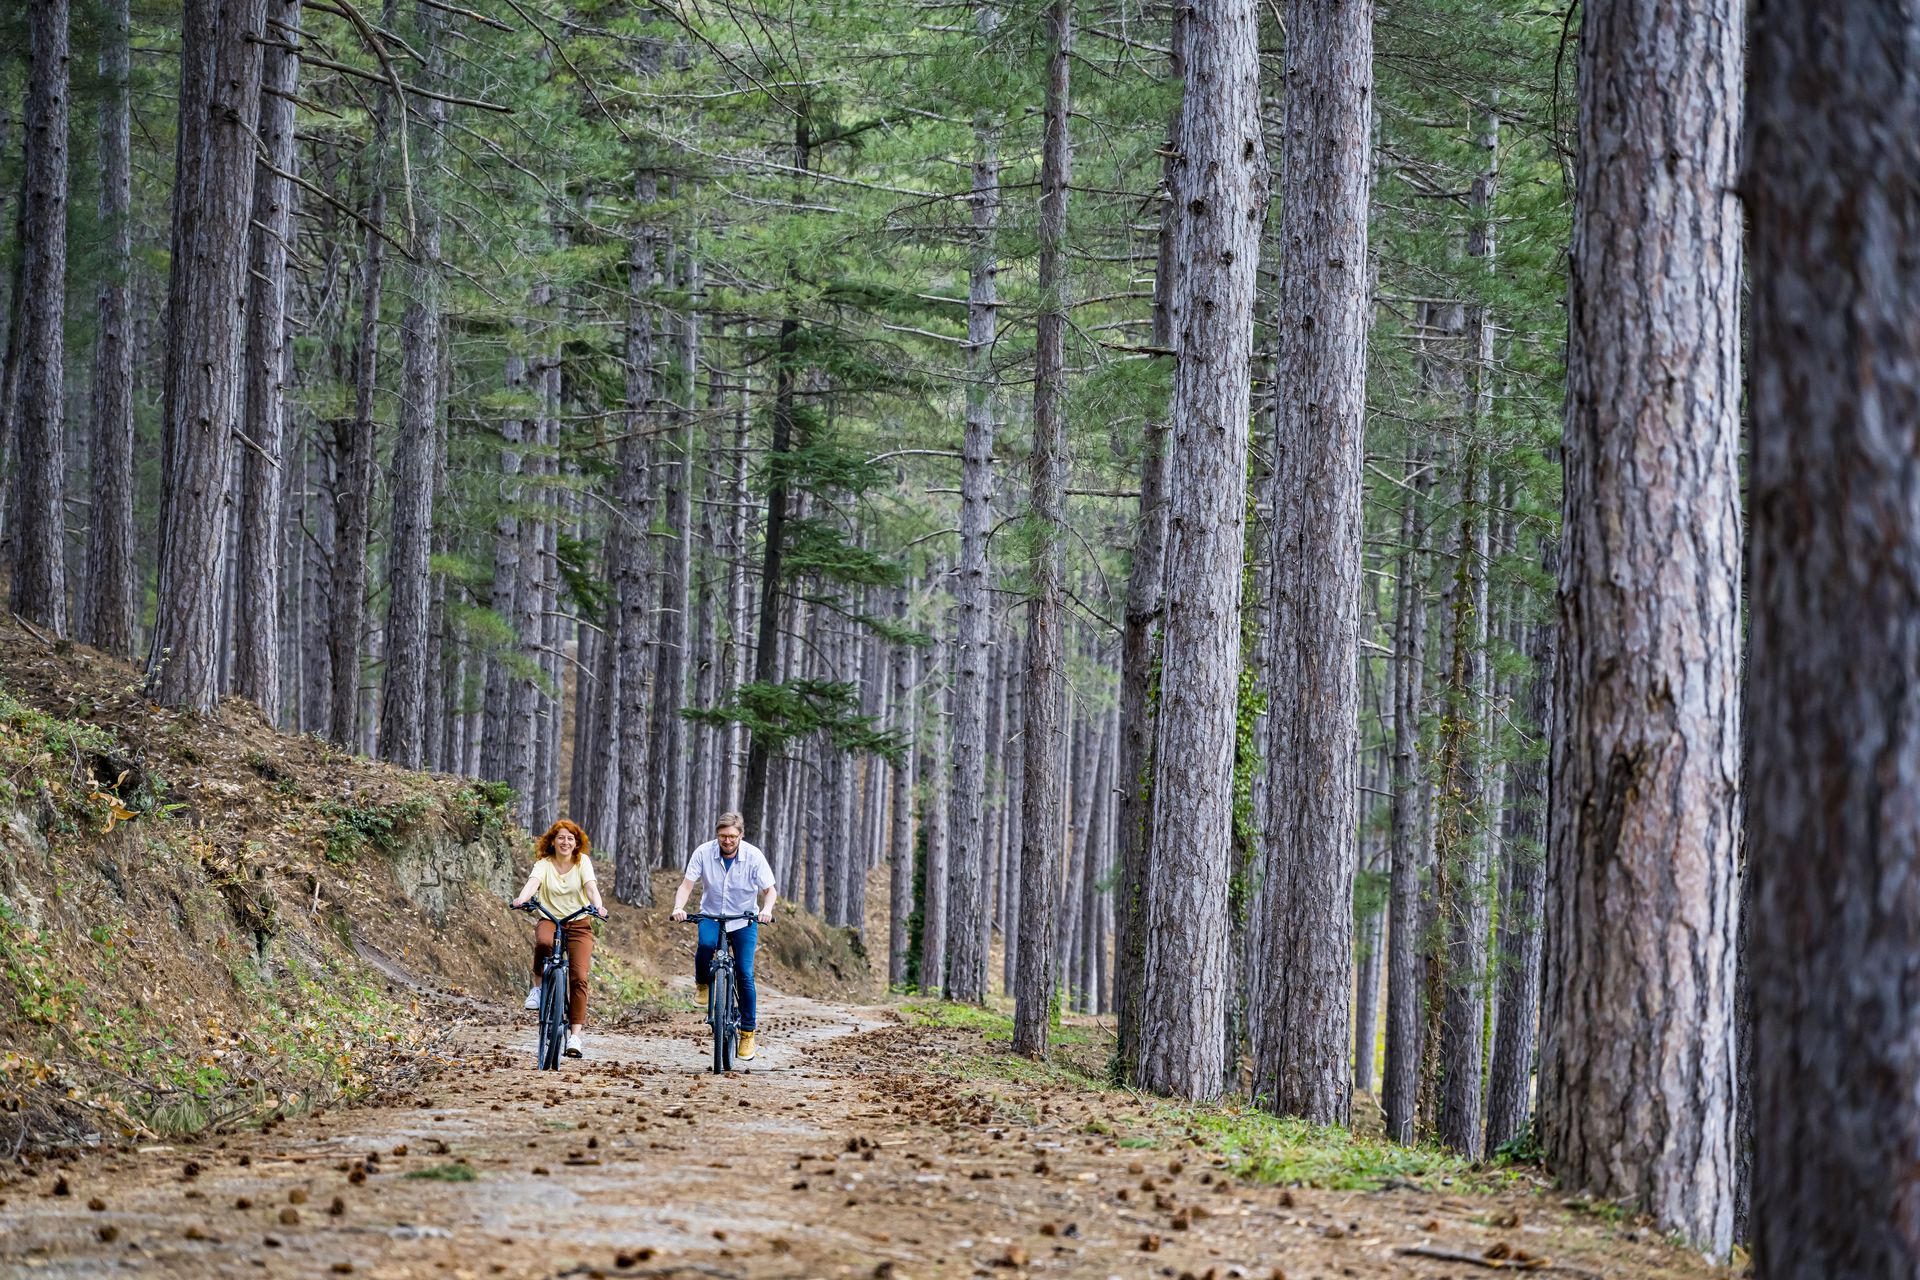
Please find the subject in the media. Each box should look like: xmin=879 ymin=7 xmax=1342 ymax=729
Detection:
xmin=678 ymin=911 xmax=764 ymax=924
xmin=514 ymin=900 xmax=605 ymax=924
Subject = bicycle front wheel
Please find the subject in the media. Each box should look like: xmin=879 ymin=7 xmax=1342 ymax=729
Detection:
xmin=713 ymin=968 xmax=735 ymax=1074
xmin=538 ymin=967 xmax=567 ymax=1070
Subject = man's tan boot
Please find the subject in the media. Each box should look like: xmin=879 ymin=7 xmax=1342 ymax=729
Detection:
xmin=696 ymin=983 xmax=710 ymax=1007
xmin=737 ymin=1031 xmax=757 ymax=1060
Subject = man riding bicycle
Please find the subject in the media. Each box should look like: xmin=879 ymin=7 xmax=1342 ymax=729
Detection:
xmin=671 ymin=812 xmax=775 ymax=1060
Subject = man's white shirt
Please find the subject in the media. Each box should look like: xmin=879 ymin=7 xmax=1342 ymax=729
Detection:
xmin=684 ymin=839 xmax=774 ymax=931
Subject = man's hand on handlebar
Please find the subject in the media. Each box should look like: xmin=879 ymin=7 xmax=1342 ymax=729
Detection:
xmin=757 ymin=909 xmax=773 ymax=924
xmin=671 ymin=908 xmax=687 ymax=922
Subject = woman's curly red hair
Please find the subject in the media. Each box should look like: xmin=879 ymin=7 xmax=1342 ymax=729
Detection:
xmin=535 ymin=818 xmax=591 ymax=861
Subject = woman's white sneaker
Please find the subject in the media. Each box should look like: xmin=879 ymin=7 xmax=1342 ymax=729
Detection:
xmin=524 ymin=985 xmax=540 ymax=1010
xmin=564 ymin=1031 xmax=584 ymax=1058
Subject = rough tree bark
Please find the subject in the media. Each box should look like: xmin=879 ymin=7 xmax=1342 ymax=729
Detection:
xmin=328 ymin=74 xmax=393 ymax=746
xmin=652 ymin=252 xmax=697 ymax=866
xmin=1431 ymin=455 xmax=1491 ymax=1154
xmin=11 ymin=0 xmax=70 ymax=635
xmin=613 ymin=179 xmax=661 ymax=904
xmin=1540 ymin=0 xmax=1742 ymax=1255
xmin=1251 ymin=0 xmax=1374 ymax=1126
xmin=235 ymin=0 xmax=299 ymax=715
xmin=1114 ymin=29 xmax=1184 ymax=1067
xmin=480 ymin=362 xmax=525 ymax=786
xmin=1745 ymin=4 xmax=1920 ymax=1275
xmin=888 ymin=606 xmax=920 ymax=984
xmin=148 ymin=0 xmax=268 ymax=709
xmin=1382 ymin=449 xmax=1430 ymax=1144
xmin=84 ymin=0 xmax=137 ymax=657
xmin=1137 ymin=0 xmax=1269 ymax=1100
xmin=1011 ymin=0 xmax=1072 ymax=1060
xmin=945 ymin=18 xmax=1002 ymax=999
xmin=741 ymin=113 xmax=812 ymax=833
xmin=1484 ymin=545 xmax=1555 ymax=1158
xmin=919 ymin=628 xmax=951 ymax=988
xmin=379 ymin=2 xmax=446 ymax=767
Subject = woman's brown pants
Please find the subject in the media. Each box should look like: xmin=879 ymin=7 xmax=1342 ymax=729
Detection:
xmin=531 ymin=919 xmax=593 ymax=1025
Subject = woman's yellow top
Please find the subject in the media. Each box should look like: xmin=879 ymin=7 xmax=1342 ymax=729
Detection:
xmin=531 ymin=855 xmax=597 ymax=918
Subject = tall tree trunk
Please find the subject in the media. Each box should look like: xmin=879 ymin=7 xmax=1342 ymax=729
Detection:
xmin=1541 ymin=0 xmax=1742 ymax=1255
xmin=1136 ymin=0 xmax=1267 ymax=1101
xmin=888 ymin=598 xmax=918 ymax=986
xmin=1382 ymin=449 xmax=1430 ymax=1143
xmin=329 ymin=95 xmax=392 ymax=746
xmin=234 ymin=0 xmax=299 ymax=713
xmin=1484 ymin=544 xmax=1555 ymax=1157
xmin=1056 ymin=711 xmax=1092 ymax=992
xmin=946 ymin=40 xmax=1002 ymax=1000
xmin=1001 ymin=629 xmax=1025 ymax=996
xmin=1250 ymin=0 xmax=1374 ymax=1126
xmin=379 ymin=3 xmax=445 ymax=767
xmin=1746 ymin=5 xmax=1920 ymax=1274
xmin=1353 ymin=743 xmax=1389 ymax=1096
xmin=1434 ymin=454 xmax=1490 ymax=1154
xmin=83 ymin=0 xmax=136 ymax=657
xmin=148 ymin=0 xmax=269 ymax=709
xmin=651 ymin=259 xmax=696 ymax=863
xmin=741 ymin=116 xmax=812 ymax=833
xmin=480 ymin=364 xmax=524 ymax=786
xmin=1012 ymin=0 xmax=1072 ymax=1059
xmin=10 ymin=0 xmax=70 ymax=635
xmin=919 ymin=628 xmax=951 ymax=986
xmin=613 ymin=160 xmax=661 ymax=902
xmin=1114 ymin=36 xmax=1184 ymax=1067
xmin=723 ymin=380 xmax=753 ymax=809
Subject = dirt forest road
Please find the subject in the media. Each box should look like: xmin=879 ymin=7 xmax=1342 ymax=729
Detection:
xmin=0 ymin=983 xmax=1729 ymax=1280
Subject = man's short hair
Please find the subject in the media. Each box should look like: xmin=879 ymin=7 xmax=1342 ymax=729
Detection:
xmin=716 ymin=811 xmax=746 ymax=834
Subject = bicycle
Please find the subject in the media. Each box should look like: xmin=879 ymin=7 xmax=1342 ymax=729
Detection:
xmin=515 ymin=899 xmax=604 ymax=1069
xmin=679 ymin=912 xmax=761 ymax=1073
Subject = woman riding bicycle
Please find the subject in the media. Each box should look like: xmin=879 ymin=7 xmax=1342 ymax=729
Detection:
xmin=510 ymin=819 xmax=607 ymax=1058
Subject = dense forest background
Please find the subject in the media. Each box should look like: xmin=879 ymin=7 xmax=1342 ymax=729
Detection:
xmin=1 ymin=0 xmax=1908 ymax=1271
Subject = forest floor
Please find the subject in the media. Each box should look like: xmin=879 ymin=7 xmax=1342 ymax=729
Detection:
xmin=0 ymin=976 xmax=1737 ymax=1280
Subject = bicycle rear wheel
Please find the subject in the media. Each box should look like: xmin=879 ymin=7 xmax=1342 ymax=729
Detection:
xmin=538 ymin=966 xmax=567 ymax=1070
xmin=712 ymin=967 xmax=735 ymax=1074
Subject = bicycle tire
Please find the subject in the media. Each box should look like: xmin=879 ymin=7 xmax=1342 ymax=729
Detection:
xmin=713 ymin=967 xmax=735 ymax=1074
xmin=539 ymin=967 xmax=567 ymax=1070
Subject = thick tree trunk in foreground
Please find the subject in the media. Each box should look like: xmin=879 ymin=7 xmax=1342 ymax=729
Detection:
xmin=1746 ymin=6 xmax=1920 ymax=1276
xmin=1114 ymin=52 xmax=1184 ymax=1067
xmin=1540 ymin=0 xmax=1742 ymax=1256
xmin=1251 ymin=0 xmax=1374 ymax=1127
xmin=11 ymin=0 xmax=71 ymax=635
xmin=1011 ymin=0 xmax=1072 ymax=1060
xmin=1135 ymin=0 xmax=1267 ymax=1102
xmin=84 ymin=0 xmax=137 ymax=657
xmin=149 ymin=0 xmax=268 ymax=710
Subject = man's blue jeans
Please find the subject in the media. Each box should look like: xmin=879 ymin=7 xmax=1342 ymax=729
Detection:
xmin=695 ymin=919 xmax=758 ymax=1031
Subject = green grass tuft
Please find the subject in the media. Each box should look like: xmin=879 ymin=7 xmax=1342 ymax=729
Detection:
xmin=404 ymin=1163 xmax=477 ymax=1182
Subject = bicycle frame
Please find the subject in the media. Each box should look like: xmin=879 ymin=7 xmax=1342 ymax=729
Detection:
xmin=681 ymin=912 xmax=759 ymax=1073
xmin=517 ymin=900 xmax=599 ymax=1069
